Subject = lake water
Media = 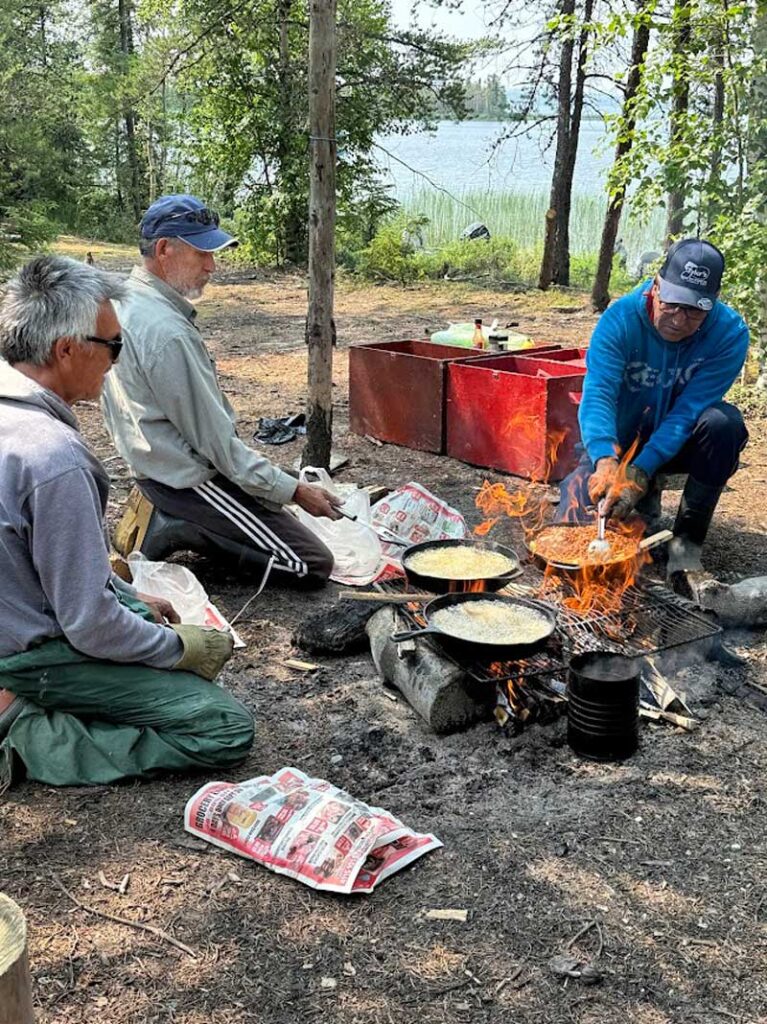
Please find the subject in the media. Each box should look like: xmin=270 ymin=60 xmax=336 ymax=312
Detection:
xmin=375 ymin=120 xmax=613 ymax=200
xmin=372 ymin=119 xmax=666 ymax=258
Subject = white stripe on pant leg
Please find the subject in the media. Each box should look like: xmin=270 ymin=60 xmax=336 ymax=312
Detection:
xmin=201 ymin=480 xmax=307 ymax=573
xmin=202 ymin=480 xmax=310 ymax=572
xmin=193 ymin=481 xmax=308 ymax=576
xmin=194 ymin=482 xmax=305 ymax=575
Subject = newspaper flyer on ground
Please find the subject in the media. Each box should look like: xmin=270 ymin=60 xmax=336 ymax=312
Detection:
xmin=184 ymin=768 xmax=443 ymax=894
xmin=367 ymin=481 xmax=470 ymax=584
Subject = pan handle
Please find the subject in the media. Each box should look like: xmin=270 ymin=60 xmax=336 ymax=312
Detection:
xmin=391 ymin=627 xmax=438 ymax=643
xmin=638 ymin=528 xmax=673 ymax=552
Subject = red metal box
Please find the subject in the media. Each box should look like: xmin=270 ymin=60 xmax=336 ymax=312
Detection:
xmin=349 ymin=341 xmax=564 ymax=454
xmin=446 ymin=353 xmax=587 ymax=482
xmin=513 ymin=346 xmax=588 ymax=369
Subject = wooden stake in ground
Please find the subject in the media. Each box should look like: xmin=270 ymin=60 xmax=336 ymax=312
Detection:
xmin=302 ymin=0 xmax=337 ymax=470
xmin=0 ymin=894 xmax=35 ymax=1024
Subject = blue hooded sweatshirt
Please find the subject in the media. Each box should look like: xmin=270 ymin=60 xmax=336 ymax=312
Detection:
xmin=579 ymin=280 xmax=749 ymax=477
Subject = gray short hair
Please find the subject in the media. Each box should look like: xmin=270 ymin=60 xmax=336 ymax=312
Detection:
xmin=139 ymin=236 xmax=183 ymax=258
xmin=0 ymin=255 xmax=127 ymax=366
xmin=139 ymin=237 xmax=158 ymax=258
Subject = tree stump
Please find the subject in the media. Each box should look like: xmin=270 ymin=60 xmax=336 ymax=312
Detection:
xmin=366 ymin=607 xmax=492 ymax=733
xmin=0 ymin=894 xmax=34 ymax=1023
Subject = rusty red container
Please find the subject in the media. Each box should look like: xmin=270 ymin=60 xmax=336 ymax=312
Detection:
xmin=514 ymin=346 xmax=588 ymax=370
xmin=349 ymin=340 xmax=563 ymax=454
xmin=445 ymin=352 xmax=587 ymax=482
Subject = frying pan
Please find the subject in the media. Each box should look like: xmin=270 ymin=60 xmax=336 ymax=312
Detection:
xmin=527 ymin=524 xmax=673 ymax=577
xmin=401 ymin=538 xmax=522 ymax=594
xmin=390 ymin=592 xmax=557 ymax=661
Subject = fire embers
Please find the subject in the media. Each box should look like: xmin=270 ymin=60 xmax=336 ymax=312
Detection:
xmin=493 ymin=668 xmax=566 ymax=736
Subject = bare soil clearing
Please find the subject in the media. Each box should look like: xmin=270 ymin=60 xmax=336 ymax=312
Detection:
xmin=3 ymin=244 xmax=767 ymax=1024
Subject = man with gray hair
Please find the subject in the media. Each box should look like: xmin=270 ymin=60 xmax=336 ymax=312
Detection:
xmin=0 ymin=255 xmax=254 ymax=788
xmin=102 ymin=193 xmax=341 ymax=587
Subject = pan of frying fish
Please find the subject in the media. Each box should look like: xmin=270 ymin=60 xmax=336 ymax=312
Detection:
xmin=390 ymin=591 xmax=557 ymax=661
xmin=527 ymin=522 xmax=672 ymax=578
xmin=400 ymin=538 xmax=523 ymax=593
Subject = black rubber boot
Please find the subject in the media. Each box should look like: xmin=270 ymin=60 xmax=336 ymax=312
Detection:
xmin=140 ymin=506 xmax=212 ymax=561
xmin=666 ymin=477 xmax=723 ymax=577
xmin=141 ymin=507 xmax=274 ymax=583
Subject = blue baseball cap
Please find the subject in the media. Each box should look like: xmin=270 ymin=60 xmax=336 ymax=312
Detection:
xmin=658 ymin=238 xmax=724 ymax=311
xmin=140 ymin=194 xmax=238 ymax=252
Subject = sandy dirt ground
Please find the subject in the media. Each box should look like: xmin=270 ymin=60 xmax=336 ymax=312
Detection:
xmin=2 ymin=243 xmax=767 ymax=1024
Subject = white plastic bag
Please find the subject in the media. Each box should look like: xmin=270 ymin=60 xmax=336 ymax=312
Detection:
xmin=128 ymin=553 xmax=209 ymax=623
xmin=371 ymin=482 xmax=468 ymax=549
xmin=293 ymin=467 xmax=382 ymax=585
xmin=126 ymin=552 xmax=246 ymax=646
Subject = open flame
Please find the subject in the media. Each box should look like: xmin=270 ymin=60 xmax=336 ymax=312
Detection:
xmin=474 ymin=434 xmax=649 ymax=615
xmin=475 ymin=479 xmax=549 ymax=538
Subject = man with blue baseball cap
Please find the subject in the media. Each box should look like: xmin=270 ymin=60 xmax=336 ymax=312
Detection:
xmin=102 ymin=194 xmax=341 ymax=587
xmin=557 ymin=237 xmax=749 ymax=577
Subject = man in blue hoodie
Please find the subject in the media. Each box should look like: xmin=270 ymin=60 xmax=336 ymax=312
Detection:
xmin=558 ymin=238 xmax=749 ymax=576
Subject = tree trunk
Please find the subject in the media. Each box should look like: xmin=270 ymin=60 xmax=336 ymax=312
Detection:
xmin=118 ymin=0 xmax=143 ymax=223
xmin=302 ymin=0 xmax=337 ymax=470
xmin=665 ymin=0 xmax=692 ymax=245
xmin=704 ymin=16 xmax=725 ymax=228
xmin=552 ymin=0 xmax=593 ymax=285
xmin=751 ymin=3 xmax=767 ymax=379
xmin=539 ymin=0 xmax=575 ymax=291
xmin=274 ymin=0 xmax=306 ymax=265
xmin=538 ymin=209 xmax=558 ymax=290
xmin=0 ymin=894 xmax=35 ymax=1024
xmin=591 ymin=0 xmax=651 ymax=311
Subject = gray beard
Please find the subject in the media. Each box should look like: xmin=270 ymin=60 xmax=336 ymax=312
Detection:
xmin=166 ymin=276 xmax=204 ymax=301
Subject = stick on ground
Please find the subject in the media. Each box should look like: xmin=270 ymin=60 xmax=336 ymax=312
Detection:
xmin=52 ymin=874 xmax=197 ymax=959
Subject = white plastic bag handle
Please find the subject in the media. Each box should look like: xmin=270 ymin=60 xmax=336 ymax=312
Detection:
xmin=299 ymin=466 xmax=336 ymax=492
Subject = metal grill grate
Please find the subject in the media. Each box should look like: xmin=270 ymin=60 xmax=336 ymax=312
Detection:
xmin=380 ymin=576 xmax=721 ymax=687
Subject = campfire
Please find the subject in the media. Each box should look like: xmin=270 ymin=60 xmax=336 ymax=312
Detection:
xmin=473 ymin=438 xmax=651 ymax=616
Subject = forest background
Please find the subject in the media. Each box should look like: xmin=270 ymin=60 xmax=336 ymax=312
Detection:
xmin=1 ymin=0 xmax=766 ymax=362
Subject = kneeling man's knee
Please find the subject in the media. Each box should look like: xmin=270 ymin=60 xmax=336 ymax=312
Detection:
xmin=696 ymin=401 xmax=748 ymax=447
xmin=203 ymin=688 xmax=255 ymax=764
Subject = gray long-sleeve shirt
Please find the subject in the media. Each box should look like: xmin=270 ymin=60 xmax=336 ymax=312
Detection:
xmin=0 ymin=361 xmax=182 ymax=667
xmin=101 ymin=267 xmax=297 ymax=507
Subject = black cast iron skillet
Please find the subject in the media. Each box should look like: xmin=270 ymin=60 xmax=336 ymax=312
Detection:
xmin=401 ymin=538 xmax=522 ymax=594
xmin=390 ymin=592 xmax=558 ymax=661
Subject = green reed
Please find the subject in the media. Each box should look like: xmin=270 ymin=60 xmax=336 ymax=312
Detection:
xmin=399 ymin=188 xmax=665 ymax=261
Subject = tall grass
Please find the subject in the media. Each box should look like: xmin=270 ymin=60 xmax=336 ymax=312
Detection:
xmin=399 ymin=188 xmax=666 ymax=266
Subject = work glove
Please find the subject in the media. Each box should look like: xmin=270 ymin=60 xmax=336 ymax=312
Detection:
xmin=587 ymin=457 xmax=619 ymax=505
xmin=604 ymin=464 xmax=650 ymax=521
xmin=171 ymin=625 xmax=234 ymax=681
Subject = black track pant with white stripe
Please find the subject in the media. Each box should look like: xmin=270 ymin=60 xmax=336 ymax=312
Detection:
xmin=137 ymin=474 xmax=334 ymax=585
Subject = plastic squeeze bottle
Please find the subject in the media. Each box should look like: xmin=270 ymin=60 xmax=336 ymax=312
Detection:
xmin=472 ymin=318 xmax=485 ymax=350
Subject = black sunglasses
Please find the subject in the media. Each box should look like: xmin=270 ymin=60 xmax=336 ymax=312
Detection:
xmin=86 ymin=334 xmax=123 ymax=361
xmin=165 ymin=207 xmax=220 ymax=228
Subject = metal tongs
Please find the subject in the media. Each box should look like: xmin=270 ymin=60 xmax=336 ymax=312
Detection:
xmin=337 ymin=505 xmax=408 ymax=547
xmin=587 ymin=498 xmax=611 ymax=558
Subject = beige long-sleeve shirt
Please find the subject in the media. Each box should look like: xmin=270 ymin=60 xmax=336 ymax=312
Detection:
xmin=101 ymin=267 xmax=297 ymax=507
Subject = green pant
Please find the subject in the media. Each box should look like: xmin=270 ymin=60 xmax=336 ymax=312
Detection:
xmin=0 ymin=600 xmax=254 ymax=786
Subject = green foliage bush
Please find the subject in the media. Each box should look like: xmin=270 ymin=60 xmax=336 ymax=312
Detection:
xmin=354 ymin=216 xmax=426 ymax=284
xmin=352 ymin=215 xmax=636 ymax=293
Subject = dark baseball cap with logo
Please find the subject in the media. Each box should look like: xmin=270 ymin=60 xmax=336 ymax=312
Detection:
xmin=657 ymin=238 xmax=724 ymax=311
xmin=140 ymin=194 xmax=237 ymax=252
